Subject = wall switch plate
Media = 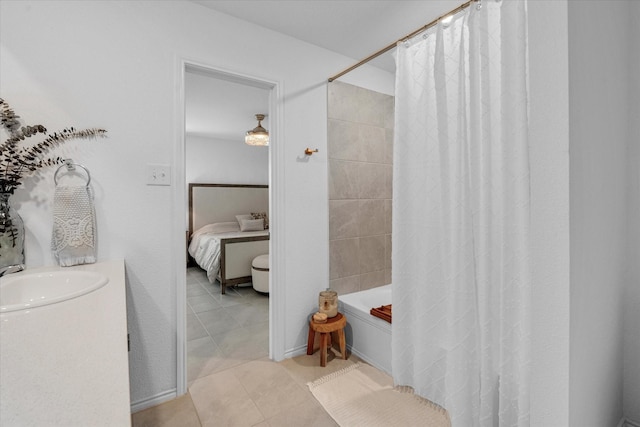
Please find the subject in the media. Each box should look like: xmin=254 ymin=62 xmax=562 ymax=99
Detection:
xmin=146 ymin=164 xmax=171 ymax=186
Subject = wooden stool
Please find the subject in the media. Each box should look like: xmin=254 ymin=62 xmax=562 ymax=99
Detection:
xmin=306 ymin=312 xmax=347 ymax=367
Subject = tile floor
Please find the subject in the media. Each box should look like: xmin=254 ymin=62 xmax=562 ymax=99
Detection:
xmin=184 ymin=267 xmax=270 ymax=385
xmin=131 ymin=352 xmax=365 ymax=427
xmin=132 ymin=267 xmax=363 ymax=426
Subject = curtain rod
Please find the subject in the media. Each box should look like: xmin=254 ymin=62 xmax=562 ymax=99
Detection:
xmin=328 ymin=0 xmax=478 ymax=83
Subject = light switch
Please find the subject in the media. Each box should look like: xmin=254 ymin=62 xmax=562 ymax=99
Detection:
xmin=146 ymin=164 xmax=171 ymax=186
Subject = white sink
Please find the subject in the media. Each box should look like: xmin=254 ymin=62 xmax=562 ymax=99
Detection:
xmin=0 ymin=270 xmax=109 ymax=313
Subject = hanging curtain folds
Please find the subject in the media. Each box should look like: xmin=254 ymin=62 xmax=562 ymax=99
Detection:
xmin=391 ymin=1 xmax=530 ymax=426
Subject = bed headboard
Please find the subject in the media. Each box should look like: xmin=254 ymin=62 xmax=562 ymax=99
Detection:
xmin=189 ymin=183 xmax=269 ymax=236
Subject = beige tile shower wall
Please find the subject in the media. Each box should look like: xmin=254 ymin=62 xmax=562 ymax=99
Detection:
xmin=328 ymin=81 xmax=394 ymax=296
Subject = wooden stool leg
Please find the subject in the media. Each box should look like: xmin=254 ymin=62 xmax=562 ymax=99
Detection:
xmin=306 ymin=324 xmax=315 ymax=355
xmin=320 ymin=333 xmax=328 ymax=367
xmin=337 ymin=329 xmax=347 ymax=360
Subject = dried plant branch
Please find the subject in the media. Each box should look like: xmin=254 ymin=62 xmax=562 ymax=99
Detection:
xmin=0 ymin=98 xmax=107 ymax=194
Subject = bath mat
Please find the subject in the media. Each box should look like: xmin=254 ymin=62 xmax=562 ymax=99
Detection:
xmin=307 ymin=362 xmax=450 ymax=427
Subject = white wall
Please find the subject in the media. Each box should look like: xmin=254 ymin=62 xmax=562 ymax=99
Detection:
xmin=3 ymin=0 xmax=636 ymax=420
xmin=568 ymin=1 xmax=631 ymax=425
xmin=624 ymin=1 xmax=640 ymax=423
xmin=186 ymin=135 xmax=268 ymax=185
xmin=0 ymin=0 xmax=394 ymax=408
xmin=528 ymin=2 xmax=640 ymax=425
xmin=527 ymin=2 xmax=571 ymax=425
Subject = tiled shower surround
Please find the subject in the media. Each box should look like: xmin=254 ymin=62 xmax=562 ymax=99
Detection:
xmin=328 ymin=81 xmax=394 ymax=295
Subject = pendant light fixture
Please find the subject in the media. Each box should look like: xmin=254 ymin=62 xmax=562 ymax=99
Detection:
xmin=245 ymin=114 xmax=269 ymax=146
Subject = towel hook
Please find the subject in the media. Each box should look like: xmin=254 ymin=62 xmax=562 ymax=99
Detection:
xmin=53 ymin=159 xmax=91 ymax=187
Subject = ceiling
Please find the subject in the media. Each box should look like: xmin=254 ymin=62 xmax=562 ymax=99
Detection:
xmin=186 ymin=0 xmax=461 ymax=141
xmin=185 ymin=67 xmax=271 ymax=142
xmin=191 ymin=0 xmax=463 ymax=72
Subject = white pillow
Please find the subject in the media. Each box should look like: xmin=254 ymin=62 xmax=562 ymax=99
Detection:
xmin=235 ymin=214 xmax=253 ymax=225
xmin=239 ymin=218 xmax=264 ymax=232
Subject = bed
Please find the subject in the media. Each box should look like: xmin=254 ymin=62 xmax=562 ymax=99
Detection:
xmin=188 ymin=183 xmax=269 ymax=294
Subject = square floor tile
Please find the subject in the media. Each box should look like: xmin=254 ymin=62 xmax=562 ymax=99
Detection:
xmin=131 ymin=392 xmax=201 ymax=427
xmin=188 ymin=294 xmax=222 ymax=313
xmin=187 ymin=284 xmax=209 ymax=297
xmin=189 ymin=369 xmax=265 ymax=427
xmin=211 ymin=326 xmax=268 ymax=361
xmin=262 ymin=397 xmax=338 ymax=427
xmin=195 ymin=307 xmax=242 ymax=336
xmin=187 ymin=313 xmax=208 ymax=342
xmin=227 ymin=302 xmax=269 ymax=327
xmin=187 ymin=336 xmax=242 ymax=383
xmin=216 ymin=289 xmax=248 ymax=308
xmin=231 ymin=359 xmax=312 ymax=420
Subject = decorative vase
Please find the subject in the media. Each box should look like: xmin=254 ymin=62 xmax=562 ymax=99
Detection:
xmin=318 ymin=290 xmax=338 ymax=318
xmin=0 ymin=192 xmax=25 ymax=270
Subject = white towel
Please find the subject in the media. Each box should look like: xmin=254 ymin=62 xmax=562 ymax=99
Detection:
xmin=51 ymin=186 xmax=97 ymax=266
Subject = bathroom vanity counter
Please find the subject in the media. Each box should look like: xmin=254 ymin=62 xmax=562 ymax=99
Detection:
xmin=0 ymin=259 xmax=131 ymax=426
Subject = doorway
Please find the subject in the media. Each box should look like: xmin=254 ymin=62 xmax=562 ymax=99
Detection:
xmin=174 ymin=60 xmax=283 ymax=395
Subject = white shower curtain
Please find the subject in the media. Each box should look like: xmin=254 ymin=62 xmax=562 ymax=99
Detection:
xmin=391 ymin=1 xmax=530 ymax=426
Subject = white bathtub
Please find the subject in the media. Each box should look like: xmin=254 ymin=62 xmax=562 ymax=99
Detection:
xmin=339 ymin=284 xmax=392 ymax=375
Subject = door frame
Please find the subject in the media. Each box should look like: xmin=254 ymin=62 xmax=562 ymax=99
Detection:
xmin=174 ymin=57 xmax=285 ymax=395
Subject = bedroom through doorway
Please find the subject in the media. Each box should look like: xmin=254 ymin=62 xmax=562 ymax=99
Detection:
xmin=181 ymin=63 xmax=276 ymax=389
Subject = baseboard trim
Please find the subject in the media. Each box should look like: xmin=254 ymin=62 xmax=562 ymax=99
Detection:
xmin=284 ymin=344 xmax=308 ymax=359
xmin=130 ymin=389 xmax=177 ymax=413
